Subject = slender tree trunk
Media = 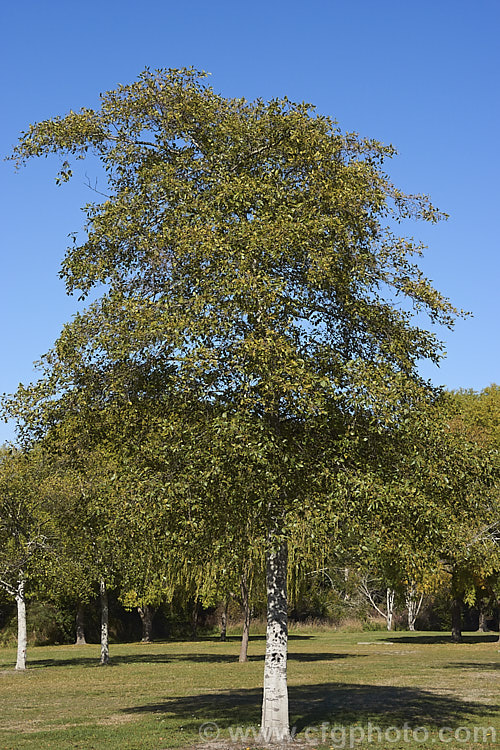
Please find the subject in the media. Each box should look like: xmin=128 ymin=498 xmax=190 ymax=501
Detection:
xmin=450 ymin=568 xmax=463 ymax=643
xmin=191 ymin=600 xmax=199 ymax=638
xmin=75 ymin=601 xmax=87 ymax=645
xmin=405 ymin=583 xmax=423 ymax=632
xmin=478 ymin=611 xmax=488 ymax=632
xmin=477 ymin=599 xmax=489 ymax=632
xmin=100 ymin=579 xmax=110 ymax=665
xmin=239 ymin=572 xmax=251 ymax=663
xmin=497 ymin=600 xmax=500 ymax=644
xmin=15 ymin=578 xmax=27 ymax=671
xmin=451 ymin=596 xmax=462 ymax=643
xmin=406 ymin=588 xmax=416 ymax=632
xmin=220 ymin=599 xmax=228 ymax=642
xmin=343 ymin=567 xmax=350 ymax=601
xmin=386 ymin=587 xmax=395 ymax=631
xmin=261 ymin=542 xmax=290 ymax=742
xmin=138 ymin=604 xmax=155 ymax=642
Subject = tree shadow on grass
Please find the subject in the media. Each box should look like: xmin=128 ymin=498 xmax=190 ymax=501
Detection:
xmin=439 ymin=662 xmax=500 ymax=671
xmin=204 ymin=634 xmax=313 ymax=642
xmin=29 ymin=651 xmax=357 ymax=669
xmin=122 ymin=682 xmax=499 ymax=736
xmin=110 ymin=651 xmax=357 ymax=665
xmin=379 ymin=634 xmax=499 ymax=645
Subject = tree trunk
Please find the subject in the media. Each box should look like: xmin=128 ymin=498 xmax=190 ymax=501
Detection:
xmin=191 ymin=600 xmax=199 ymax=638
xmin=15 ymin=578 xmax=27 ymax=671
xmin=75 ymin=601 xmax=87 ymax=645
xmin=99 ymin=579 xmax=110 ymax=665
xmin=477 ymin=599 xmax=489 ymax=633
xmin=239 ymin=572 xmax=251 ymax=663
xmin=220 ymin=599 xmax=228 ymax=642
xmin=451 ymin=596 xmax=462 ymax=643
xmin=497 ymin=600 xmax=500 ymax=644
xmin=386 ymin=587 xmax=395 ymax=631
xmin=138 ymin=604 xmax=155 ymax=642
xmin=343 ymin=567 xmax=350 ymax=601
xmin=450 ymin=568 xmax=463 ymax=643
xmin=261 ymin=542 xmax=290 ymax=742
xmin=478 ymin=611 xmax=488 ymax=632
xmin=405 ymin=583 xmax=423 ymax=632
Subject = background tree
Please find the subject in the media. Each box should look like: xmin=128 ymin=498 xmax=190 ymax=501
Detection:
xmin=0 ymin=449 xmax=61 ymax=669
xmin=442 ymin=388 xmax=500 ymax=640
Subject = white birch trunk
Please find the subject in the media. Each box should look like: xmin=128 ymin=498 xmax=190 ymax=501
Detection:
xmin=405 ymin=583 xmax=423 ymax=631
xmin=15 ymin=578 xmax=27 ymax=671
xmin=343 ymin=567 xmax=350 ymax=600
xmin=100 ymin=579 xmax=110 ymax=665
xmin=386 ymin=587 xmax=395 ymax=631
xmin=261 ymin=542 xmax=290 ymax=742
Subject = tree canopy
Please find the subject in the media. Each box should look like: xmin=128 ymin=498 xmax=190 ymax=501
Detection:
xmin=10 ymin=68 xmax=458 ymax=426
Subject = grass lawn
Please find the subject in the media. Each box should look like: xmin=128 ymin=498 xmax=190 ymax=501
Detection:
xmin=0 ymin=630 xmax=498 ymax=749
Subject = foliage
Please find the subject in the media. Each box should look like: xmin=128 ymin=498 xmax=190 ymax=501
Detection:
xmin=447 ymin=385 xmax=500 ymax=450
xmin=7 ymin=68 xmax=460 ymax=430
xmin=0 ymin=448 xmax=63 ymax=600
xmin=438 ymin=388 xmax=500 ymax=606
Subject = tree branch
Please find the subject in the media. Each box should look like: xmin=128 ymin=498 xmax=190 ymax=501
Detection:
xmin=359 ymin=579 xmax=387 ymax=619
xmin=0 ymin=578 xmax=16 ymax=597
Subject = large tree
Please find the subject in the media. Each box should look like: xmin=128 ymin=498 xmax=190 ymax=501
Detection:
xmin=8 ymin=68 xmax=459 ymax=739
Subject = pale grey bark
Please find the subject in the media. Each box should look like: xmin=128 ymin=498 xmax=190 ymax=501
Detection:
xmin=15 ymin=578 xmax=27 ymax=671
xmin=261 ymin=543 xmax=290 ymax=742
xmin=386 ymin=588 xmax=395 ymax=631
xmin=99 ymin=579 xmax=110 ymax=665
xmin=478 ymin=610 xmax=488 ymax=632
xmin=405 ymin=583 xmax=423 ymax=631
xmin=343 ymin=567 xmax=351 ymax=600
xmin=138 ymin=604 xmax=155 ymax=642
xmin=75 ymin=601 xmax=87 ymax=645
xmin=359 ymin=578 xmax=396 ymax=631
xmin=238 ymin=573 xmax=251 ymax=663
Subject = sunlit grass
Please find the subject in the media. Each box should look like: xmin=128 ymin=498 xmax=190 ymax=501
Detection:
xmin=0 ymin=630 xmax=498 ymax=749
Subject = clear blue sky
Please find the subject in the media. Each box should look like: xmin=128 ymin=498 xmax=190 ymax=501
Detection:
xmin=1 ymin=0 xmax=499 ymax=443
